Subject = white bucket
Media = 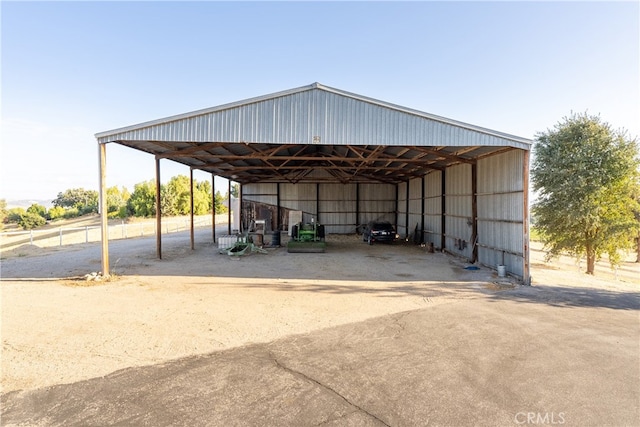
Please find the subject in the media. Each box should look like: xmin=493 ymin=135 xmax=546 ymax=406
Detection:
xmin=497 ymin=265 xmax=506 ymax=278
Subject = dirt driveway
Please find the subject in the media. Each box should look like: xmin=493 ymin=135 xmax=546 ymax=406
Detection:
xmin=1 ymin=229 xmax=639 ymax=425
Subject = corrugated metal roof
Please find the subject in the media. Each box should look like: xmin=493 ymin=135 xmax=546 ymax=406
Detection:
xmin=95 ymin=83 xmax=532 ymax=184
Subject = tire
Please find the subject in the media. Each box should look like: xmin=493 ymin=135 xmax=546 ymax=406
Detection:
xmin=291 ymin=225 xmax=298 ymax=240
xmin=317 ymin=225 xmax=325 ymax=239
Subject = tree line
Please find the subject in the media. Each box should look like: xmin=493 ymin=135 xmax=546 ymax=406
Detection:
xmin=1 ymin=175 xmax=238 ymax=231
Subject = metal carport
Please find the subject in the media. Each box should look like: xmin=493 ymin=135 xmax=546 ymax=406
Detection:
xmin=95 ymin=82 xmax=532 ymax=283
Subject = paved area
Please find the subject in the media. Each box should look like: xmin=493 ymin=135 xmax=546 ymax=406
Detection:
xmin=2 ymin=283 xmax=639 ymax=426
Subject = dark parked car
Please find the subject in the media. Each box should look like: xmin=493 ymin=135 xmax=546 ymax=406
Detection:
xmin=362 ymin=221 xmax=398 ymax=245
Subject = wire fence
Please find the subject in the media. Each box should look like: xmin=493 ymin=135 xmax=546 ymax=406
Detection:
xmin=1 ymin=215 xmax=230 ymax=252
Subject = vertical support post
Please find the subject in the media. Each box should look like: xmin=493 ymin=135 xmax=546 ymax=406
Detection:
xmin=471 ymin=162 xmax=478 ymax=263
xmin=395 ymin=184 xmax=399 ymax=232
xmin=211 ymin=174 xmax=216 ymax=242
xmin=276 ymin=183 xmax=281 ymax=232
xmin=355 ymin=183 xmax=360 ymax=232
xmin=99 ymin=142 xmax=110 ymax=276
xmin=441 ymin=169 xmax=446 ymax=251
xmin=523 ymin=149 xmax=531 ymax=285
xmin=405 ymin=180 xmax=410 ymax=240
xmin=155 ymin=156 xmax=162 ymax=259
xmin=227 ymin=180 xmax=232 ymax=235
xmin=239 ymin=183 xmax=243 ymax=232
xmin=421 ymin=175 xmax=425 ymax=244
xmin=316 ymin=183 xmax=320 ymax=222
xmin=190 ymin=168 xmax=195 ymax=250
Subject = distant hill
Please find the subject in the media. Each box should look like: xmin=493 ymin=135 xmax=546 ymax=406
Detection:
xmin=5 ymin=199 xmax=54 ymax=209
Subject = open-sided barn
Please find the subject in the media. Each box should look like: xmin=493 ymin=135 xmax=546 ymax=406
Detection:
xmin=96 ymin=83 xmax=532 ymax=283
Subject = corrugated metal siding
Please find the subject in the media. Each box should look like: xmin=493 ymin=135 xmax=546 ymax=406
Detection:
xmin=477 ymin=150 xmax=525 ymax=278
xmin=97 ymin=87 xmax=531 ymax=149
xmin=407 ymin=178 xmax=422 ymax=239
xmin=397 ymin=182 xmax=407 ymax=236
xmin=445 ymin=164 xmax=473 ymax=259
xmin=423 ymin=171 xmax=442 ymax=245
xmin=243 ymin=182 xmax=396 ymax=234
xmin=319 ymin=183 xmax=357 ymax=234
xmin=280 ymin=183 xmax=317 ymax=223
xmin=242 ymin=183 xmax=277 ymax=205
xmin=358 ymin=183 xmax=396 ymax=225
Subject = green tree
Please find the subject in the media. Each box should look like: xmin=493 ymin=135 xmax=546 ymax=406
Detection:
xmin=53 ymin=188 xmax=99 ymax=215
xmin=195 ymin=180 xmax=213 ymax=214
xmin=214 ymin=191 xmax=228 ymax=214
xmin=160 ymin=184 xmax=178 ymax=216
xmin=18 ymin=212 xmax=46 ymax=230
xmin=127 ymin=180 xmax=156 ymax=217
xmin=27 ymin=203 xmax=47 ymax=219
xmin=106 ymin=186 xmax=130 ymax=216
xmin=0 ymin=199 xmax=7 ymax=229
xmin=532 ymin=113 xmax=640 ymax=275
xmin=166 ymin=175 xmax=191 ymax=215
xmin=230 ymin=183 xmax=239 ymax=198
xmin=7 ymin=207 xmax=26 ymax=223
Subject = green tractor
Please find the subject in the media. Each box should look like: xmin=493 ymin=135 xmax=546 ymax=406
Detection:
xmin=287 ymin=220 xmax=326 ymax=253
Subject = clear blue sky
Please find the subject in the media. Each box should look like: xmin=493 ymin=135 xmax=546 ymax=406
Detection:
xmin=1 ymin=1 xmax=638 ymax=202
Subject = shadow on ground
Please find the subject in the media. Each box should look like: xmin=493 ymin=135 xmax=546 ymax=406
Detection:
xmin=3 ymin=287 xmax=639 ymax=427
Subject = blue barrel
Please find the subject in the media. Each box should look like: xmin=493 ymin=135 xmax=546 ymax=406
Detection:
xmin=271 ymin=231 xmax=281 ymax=246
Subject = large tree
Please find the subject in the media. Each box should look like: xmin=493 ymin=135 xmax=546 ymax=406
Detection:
xmin=52 ymin=188 xmax=99 ymax=214
xmin=127 ymin=180 xmax=156 ymax=217
xmin=532 ymin=113 xmax=640 ymax=275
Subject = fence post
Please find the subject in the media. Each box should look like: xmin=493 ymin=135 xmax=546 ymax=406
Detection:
xmin=86 ymin=226 xmax=89 ymax=243
xmin=30 ymin=230 xmax=33 ymax=245
xmin=59 ymin=227 xmax=63 ymax=246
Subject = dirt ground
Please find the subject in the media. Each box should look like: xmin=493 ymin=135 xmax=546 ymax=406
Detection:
xmin=1 ymin=227 xmax=638 ymax=395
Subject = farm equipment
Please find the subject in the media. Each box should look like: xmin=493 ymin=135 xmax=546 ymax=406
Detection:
xmin=287 ymin=220 xmax=326 ymax=253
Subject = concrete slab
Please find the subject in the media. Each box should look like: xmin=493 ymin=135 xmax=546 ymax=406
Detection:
xmin=3 ymin=285 xmax=638 ymax=426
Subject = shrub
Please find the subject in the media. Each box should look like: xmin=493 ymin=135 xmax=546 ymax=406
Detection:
xmin=18 ymin=212 xmax=46 ymax=230
xmin=48 ymin=205 xmax=66 ymax=220
xmin=63 ymin=207 xmax=79 ymax=219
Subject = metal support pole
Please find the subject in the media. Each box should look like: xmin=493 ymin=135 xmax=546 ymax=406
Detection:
xmin=316 ymin=183 xmax=320 ymax=222
xmin=471 ymin=163 xmax=478 ymax=263
xmin=395 ymin=184 xmax=399 ymax=232
xmin=523 ymin=149 xmax=531 ymax=285
xmin=155 ymin=156 xmax=162 ymax=259
xmin=405 ymin=180 xmax=410 ymax=240
xmin=355 ymin=183 xmax=360 ymax=231
xmin=212 ymin=174 xmax=216 ymax=242
xmin=441 ymin=169 xmax=446 ymax=250
xmin=99 ymin=142 xmax=110 ymax=276
xmin=239 ymin=183 xmax=243 ymax=232
xmin=228 ymin=180 xmax=232 ymax=235
xmin=276 ymin=183 xmax=281 ymax=231
xmin=190 ymin=168 xmax=195 ymax=250
xmin=421 ymin=176 xmax=425 ymax=244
